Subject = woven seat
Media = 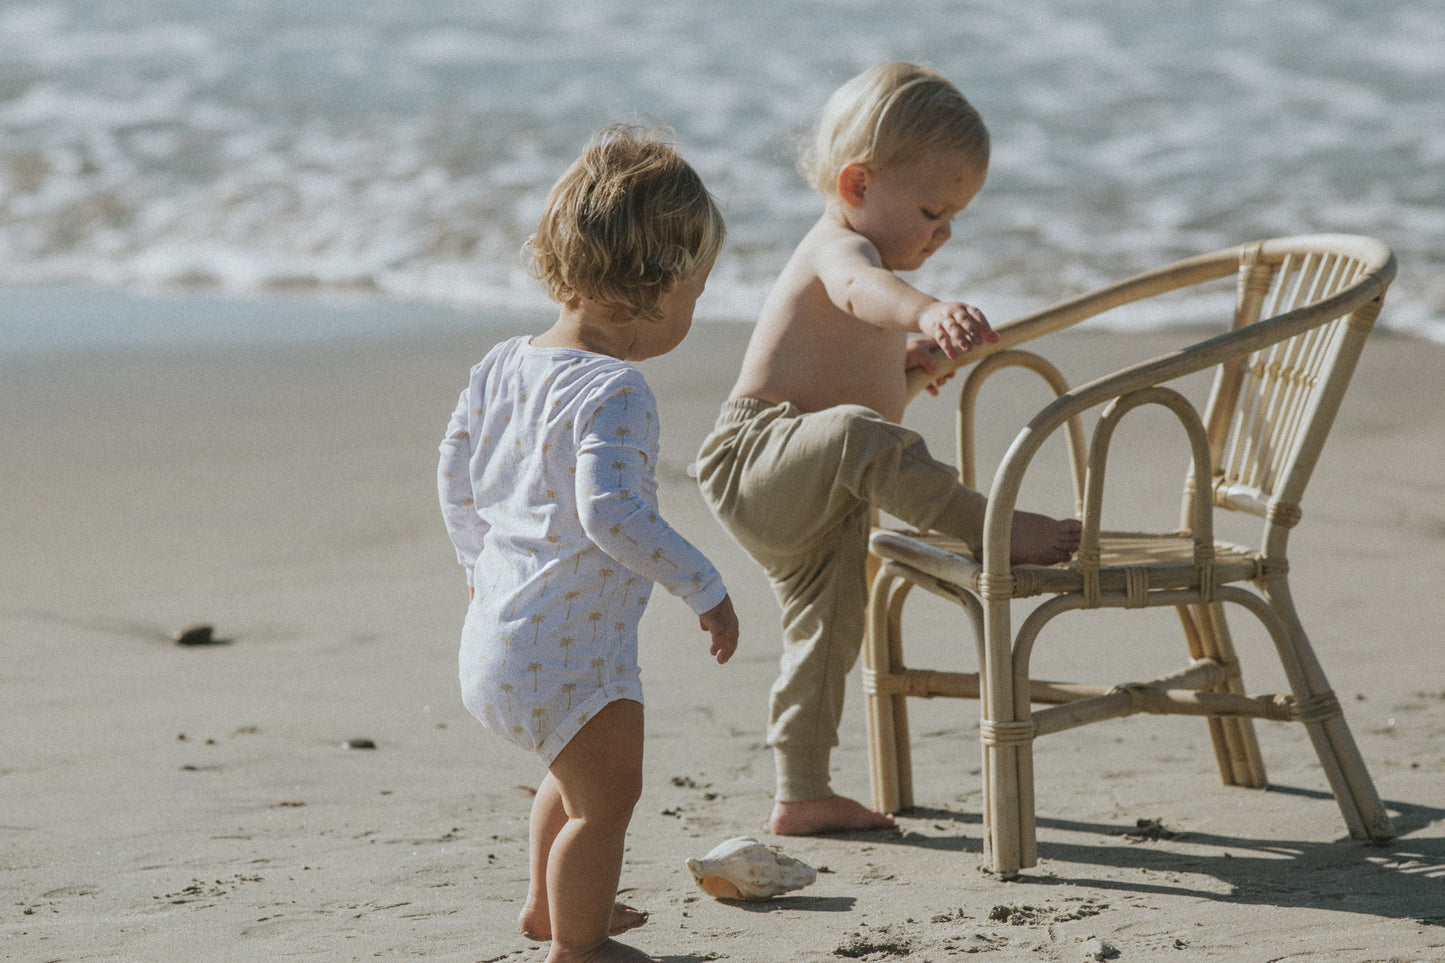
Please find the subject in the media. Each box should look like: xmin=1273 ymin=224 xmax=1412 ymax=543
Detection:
xmin=870 ymin=530 xmax=1265 ymax=601
xmin=863 ymin=234 xmax=1396 ymax=877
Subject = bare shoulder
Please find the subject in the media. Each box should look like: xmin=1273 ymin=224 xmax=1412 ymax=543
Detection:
xmin=804 ymin=216 xmax=880 ymax=270
xmin=765 ymin=218 xmax=874 ymax=318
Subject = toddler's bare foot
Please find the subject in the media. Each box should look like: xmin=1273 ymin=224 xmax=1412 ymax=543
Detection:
xmin=545 ymin=937 xmax=660 ymax=963
xmin=521 ymin=902 xmax=648 ymax=942
xmin=975 ymin=512 xmax=1080 ymax=566
xmin=769 ymin=794 xmax=896 ymax=835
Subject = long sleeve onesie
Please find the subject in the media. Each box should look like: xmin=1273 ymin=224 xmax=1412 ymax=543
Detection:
xmin=439 ymin=337 xmax=727 ymax=764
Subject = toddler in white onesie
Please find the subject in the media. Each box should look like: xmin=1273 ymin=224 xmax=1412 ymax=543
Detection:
xmin=437 ymin=124 xmax=737 ymax=962
xmin=440 ymin=336 xmax=725 ymax=762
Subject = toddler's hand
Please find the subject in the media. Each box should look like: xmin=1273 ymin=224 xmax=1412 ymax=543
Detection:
xmin=905 ymin=338 xmax=956 ymax=397
xmin=919 ymin=300 xmax=997 ymax=360
xmin=699 ymin=594 xmax=739 ymax=665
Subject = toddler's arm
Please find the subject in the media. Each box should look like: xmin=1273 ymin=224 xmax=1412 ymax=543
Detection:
xmin=575 ymin=379 xmax=730 ymax=631
xmin=437 ymin=387 xmax=487 ymax=586
xmin=817 ymin=231 xmax=997 ymax=359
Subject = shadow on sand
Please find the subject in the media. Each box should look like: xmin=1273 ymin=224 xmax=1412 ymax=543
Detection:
xmin=862 ymin=788 xmax=1444 ymax=926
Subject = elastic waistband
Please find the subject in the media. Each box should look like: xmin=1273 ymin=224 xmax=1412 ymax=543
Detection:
xmin=716 ymin=396 xmax=789 ymax=427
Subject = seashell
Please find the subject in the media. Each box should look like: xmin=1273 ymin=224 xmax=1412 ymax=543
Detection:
xmin=685 ymin=836 xmax=817 ymax=901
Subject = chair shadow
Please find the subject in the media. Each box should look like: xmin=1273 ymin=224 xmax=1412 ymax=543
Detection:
xmin=872 ymin=790 xmax=1445 ymax=926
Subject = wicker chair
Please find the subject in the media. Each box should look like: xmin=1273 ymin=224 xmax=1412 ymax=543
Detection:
xmin=862 ymin=234 xmax=1397 ymax=877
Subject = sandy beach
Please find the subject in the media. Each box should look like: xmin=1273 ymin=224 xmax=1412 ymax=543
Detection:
xmin=2 ymin=289 xmax=1442 ymax=962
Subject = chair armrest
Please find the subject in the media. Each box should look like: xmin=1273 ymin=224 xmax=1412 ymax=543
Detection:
xmin=904 ymin=246 xmax=1240 ymax=402
xmin=956 ymin=350 xmax=1087 ymax=518
xmin=908 ymin=233 xmax=1392 ymax=405
xmin=1072 ymin=385 xmax=1219 ymax=605
xmin=974 ymin=259 xmax=1389 ymax=577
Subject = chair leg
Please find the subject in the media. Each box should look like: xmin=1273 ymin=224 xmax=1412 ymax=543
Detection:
xmin=1180 ymin=603 xmax=1267 ymax=787
xmin=980 ymin=603 xmax=1036 ymax=877
xmin=980 ymin=722 xmax=1036 ymax=876
xmin=1258 ymin=579 xmax=1394 ymax=841
xmin=864 ymin=566 xmax=914 ymax=813
xmin=886 ymin=579 xmax=917 ymax=812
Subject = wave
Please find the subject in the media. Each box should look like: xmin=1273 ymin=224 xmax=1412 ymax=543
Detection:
xmin=1 ymin=0 xmax=1441 ymax=343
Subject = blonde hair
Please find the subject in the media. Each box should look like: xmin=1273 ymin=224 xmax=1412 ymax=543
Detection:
xmin=799 ymin=62 xmax=990 ymax=196
xmin=528 ymin=124 xmax=725 ymax=322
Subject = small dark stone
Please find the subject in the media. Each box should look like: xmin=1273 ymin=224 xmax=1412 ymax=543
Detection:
xmin=174 ymin=624 xmax=222 ymax=646
xmin=342 ymin=738 xmax=376 ymax=750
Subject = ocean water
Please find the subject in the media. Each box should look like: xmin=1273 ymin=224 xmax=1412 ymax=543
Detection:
xmin=1 ymin=0 xmax=1442 ymax=350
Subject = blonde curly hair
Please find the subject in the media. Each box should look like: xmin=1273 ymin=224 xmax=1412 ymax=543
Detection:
xmin=799 ymin=62 xmax=990 ymax=197
xmin=527 ymin=124 xmax=726 ymax=322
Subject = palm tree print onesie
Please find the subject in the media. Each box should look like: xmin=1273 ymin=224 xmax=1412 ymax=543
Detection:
xmin=439 ymin=337 xmax=727 ymax=764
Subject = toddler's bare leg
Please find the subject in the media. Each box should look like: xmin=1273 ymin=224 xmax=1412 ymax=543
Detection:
xmin=519 ymin=773 xmax=648 ymax=941
xmin=543 ymin=700 xmax=656 ymax=963
xmin=520 ymin=773 xmax=565 ymax=939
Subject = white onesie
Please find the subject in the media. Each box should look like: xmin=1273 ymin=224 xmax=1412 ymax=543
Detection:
xmin=438 ymin=337 xmax=727 ymax=763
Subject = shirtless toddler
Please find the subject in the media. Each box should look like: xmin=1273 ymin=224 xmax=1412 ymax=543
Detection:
xmin=696 ymin=62 xmax=1081 ymax=836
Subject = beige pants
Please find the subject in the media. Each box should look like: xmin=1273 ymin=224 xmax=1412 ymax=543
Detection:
xmin=696 ymin=398 xmax=988 ymax=801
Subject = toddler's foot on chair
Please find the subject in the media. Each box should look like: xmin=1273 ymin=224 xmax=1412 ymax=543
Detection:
xmin=521 ymin=902 xmax=649 ymax=942
xmin=769 ymin=794 xmax=896 ymax=835
xmin=1007 ymin=512 xmax=1081 ymax=566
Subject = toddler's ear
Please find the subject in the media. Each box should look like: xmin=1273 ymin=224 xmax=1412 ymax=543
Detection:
xmin=837 ymin=164 xmax=869 ymax=208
